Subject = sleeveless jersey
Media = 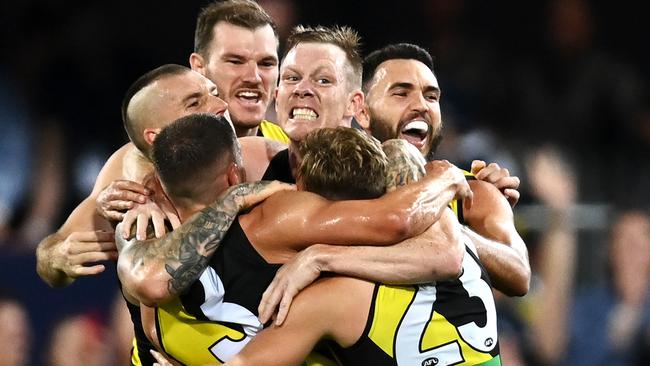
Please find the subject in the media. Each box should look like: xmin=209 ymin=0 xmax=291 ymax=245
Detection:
xmin=154 ymin=218 xmax=280 ymax=364
xmin=332 ymin=171 xmax=501 ymax=365
xmin=120 ymin=281 xmax=157 ymax=366
xmin=258 ymin=120 xmax=289 ymax=143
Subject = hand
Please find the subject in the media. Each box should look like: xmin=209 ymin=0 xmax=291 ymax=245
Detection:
xmin=121 ymin=199 xmax=181 ymax=240
xmin=471 ymin=160 xmax=521 ymax=207
xmin=258 ymin=245 xmax=323 ymax=326
xmin=96 ymin=180 xmax=150 ymax=222
xmin=52 ymin=230 xmax=117 ymax=278
xmin=526 ymin=147 xmax=576 ymax=210
xmin=226 ymin=180 xmax=296 ymax=210
xmin=383 ymin=139 xmax=427 ymax=190
xmin=425 ymin=160 xmax=473 ymax=206
xmin=150 ymin=350 xmax=174 ymax=366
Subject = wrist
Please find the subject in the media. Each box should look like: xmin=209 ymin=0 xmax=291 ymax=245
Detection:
xmin=306 ymin=244 xmax=331 ymax=272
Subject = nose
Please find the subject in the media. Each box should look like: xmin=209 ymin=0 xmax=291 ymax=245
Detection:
xmin=410 ymin=92 xmax=430 ymax=113
xmin=242 ymin=61 xmax=262 ymax=84
xmin=208 ymin=95 xmax=228 ymax=115
xmin=292 ymin=78 xmax=314 ymax=98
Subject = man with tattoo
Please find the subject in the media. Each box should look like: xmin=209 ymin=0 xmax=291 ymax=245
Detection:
xmin=117 ymin=115 xmax=469 ymax=365
xmin=35 ymin=64 xmax=290 ymax=366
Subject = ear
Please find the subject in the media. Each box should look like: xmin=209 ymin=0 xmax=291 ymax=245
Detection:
xmin=189 ymin=53 xmax=206 ymax=75
xmin=143 ymin=128 xmax=162 ymax=146
xmin=345 ymin=90 xmax=365 ymax=118
xmin=227 ymin=162 xmax=243 ymax=186
xmin=355 ymin=104 xmax=371 ymax=131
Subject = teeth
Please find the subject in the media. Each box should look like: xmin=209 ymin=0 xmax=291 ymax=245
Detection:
xmin=237 ymin=91 xmax=260 ymax=98
xmin=292 ymin=108 xmax=318 ymax=120
xmin=401 ymin=120 xmax=429 ymax=134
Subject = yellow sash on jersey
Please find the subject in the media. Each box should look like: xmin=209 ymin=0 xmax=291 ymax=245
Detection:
xmin=260 ymin=120 xmax=289 ymax=143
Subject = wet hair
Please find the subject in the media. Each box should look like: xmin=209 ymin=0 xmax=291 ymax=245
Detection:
xmin=194 ymin=0 xmax=278 ymax=58
xmin=298 ymin=127 xmax=387 ymax=200
xmin=284 ymin=25 xmax=363 ymax=90
xmin=362 ymin=43 xmax=435 ymax=93
xmin=121 ymin=64 xmax=190 ymax=155
xmin=152 ymin=113 xmax=240 ymax=201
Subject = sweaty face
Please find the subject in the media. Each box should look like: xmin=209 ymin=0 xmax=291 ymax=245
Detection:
xmin=131 ymin=70 xmax=228 ymax=130
xmin=366 ymin=59 xmax=442 ymax=158
xmin=201 ymin=22 xmax=278 ymax=131
xmin=276 ymin=42 xmax=357 ymax=142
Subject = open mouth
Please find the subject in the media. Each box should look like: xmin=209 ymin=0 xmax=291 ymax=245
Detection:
xmin=399 ymin=120 xmax=429 ymax=148
xmin=291 ymin=107 xmax=318 ymax=121
xmin=235 ymin=90 xmax=262 ymax=104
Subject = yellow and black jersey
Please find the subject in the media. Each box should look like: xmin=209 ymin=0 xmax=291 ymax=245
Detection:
xmin=333 ymin=241 xmax=500 ymax=366
xmin=332 ymin=170 xmax=501 ymax=365
xmin=258 ymin=120 xmax=289 ymax=143
xmin=154 ymin=218 xmax=279 ymax=365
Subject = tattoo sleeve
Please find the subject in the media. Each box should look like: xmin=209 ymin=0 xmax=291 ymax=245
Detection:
xmin=119 ymin=181 xmax=281 ymax=296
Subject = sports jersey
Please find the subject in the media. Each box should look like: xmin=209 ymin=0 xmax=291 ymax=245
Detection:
xmin=261 ymin=148 xmax=293 ymax=183
xmin=258 ymin=120 xmax=290 ymax=143
xmin=155 ymin=218 xmax=280 ymax=365
xmin=333 ymin=241 xmax=501 ymax=365
xmin=331 ymin=171 xmax=500 ymax=365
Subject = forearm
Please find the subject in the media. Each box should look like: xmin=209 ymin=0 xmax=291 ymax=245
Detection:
xmin=463 ymin=227 xmax=530 ymax=296
xmin=36 ymin=233 xmax=73 ymax=287
xmin=117 ymin=182 xmax=280 ymax=304
xmin=310 ymin=212 xmax=464 ymax=284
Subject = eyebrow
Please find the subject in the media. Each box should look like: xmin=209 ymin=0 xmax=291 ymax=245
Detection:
xmin=181 ymin=91 xmax=203 ymax=105
xmin=388 ymin=82 xmax=440 ymax=94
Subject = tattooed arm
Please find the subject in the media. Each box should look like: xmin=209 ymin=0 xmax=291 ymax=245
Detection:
xmin=116 ymin=181 xmax=294 ymax=306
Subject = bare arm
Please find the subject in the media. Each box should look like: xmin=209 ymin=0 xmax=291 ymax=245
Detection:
xmin=35 ymin=143 xmax=133 ymax=287
xmin=116 ymin=181 xmax=295 ymax=306
xmin=258 ymin=208 xmax=464 ymax=325
xmin=244 ymin=158 xmax=471 ymax=254
xmin=228 ymin=277 xmax=371 ymax=366
xmin=462 ymin=180 xmax=530 ymax=296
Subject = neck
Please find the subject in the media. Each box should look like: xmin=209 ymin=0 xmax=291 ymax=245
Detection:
xmin=235 ymin=125 xmax=258 ymax=138
xmin=287 ymin=143 xmax=302 ymax=180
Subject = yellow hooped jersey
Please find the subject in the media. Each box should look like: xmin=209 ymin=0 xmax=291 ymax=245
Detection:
xmin=332 ymin=171 xmax=501 ymax=365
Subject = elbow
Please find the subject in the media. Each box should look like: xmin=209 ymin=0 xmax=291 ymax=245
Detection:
xmin=499 ymin=268 xmax=531 ymax=297
xmin=382 ymin=210 xmax=413 ymax=242
xmin=117 ymin=263 xmax=172 ymax=306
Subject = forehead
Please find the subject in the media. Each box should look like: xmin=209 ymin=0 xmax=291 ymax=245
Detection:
xmin=210 ymin=22 xmax=278 ymax=56
xmin=281 ymin=42 xmax=349 ymax=75
xmin=150 ymin=71 xmax=213 ymax=102
xmin=369 ymin=59 xmax=438 ymax=91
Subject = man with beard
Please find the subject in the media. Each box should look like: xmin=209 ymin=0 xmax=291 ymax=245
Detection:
xmin=121 ymin=28 xmax=524 ymax=365
xmin=258 ymin=42 xmax=529 ymax=324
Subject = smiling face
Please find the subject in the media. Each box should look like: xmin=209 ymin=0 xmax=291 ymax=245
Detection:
xmin=275 ymin=42 xmax=361 ymax=143
xmin=364 ymin=59 xmax=442 ymax=158
xmin=196 ymin=22 xmax=279 ymax=134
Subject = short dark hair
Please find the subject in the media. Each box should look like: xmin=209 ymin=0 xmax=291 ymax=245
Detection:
xmin=194 ymin=0 xmax=278 ymax=58
xmin=298 ymin=127 xmax=387 ymax=200
xmin=121 ymin=64 xmax=190 ymax=155
xmin=152 ymin=113 xmax=239 ymax=201
xmin=362 ymin=43 xmax=435 ymax=93
xmin=284 ymin=25 xmax=363 ymax=90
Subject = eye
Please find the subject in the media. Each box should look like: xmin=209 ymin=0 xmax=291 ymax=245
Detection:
xmin=187 ymin=99 xmax=200 ymax=108
xmin=425 ymin=93 xmax=439 ymax=102
xmin=259 ymin=59 xmax=278 ymax=68
xmin=283 ymin=74 xmax=299 ymax=83
xmin=392 ymin=91 xmax=408 ymax=97
xmin=210 ymin=88 xmax=220 ymax=97
xmin=316 ymin=78 xmax=331 ymax=85
xmin=226 ymin=59 xmax=244 ymax=65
